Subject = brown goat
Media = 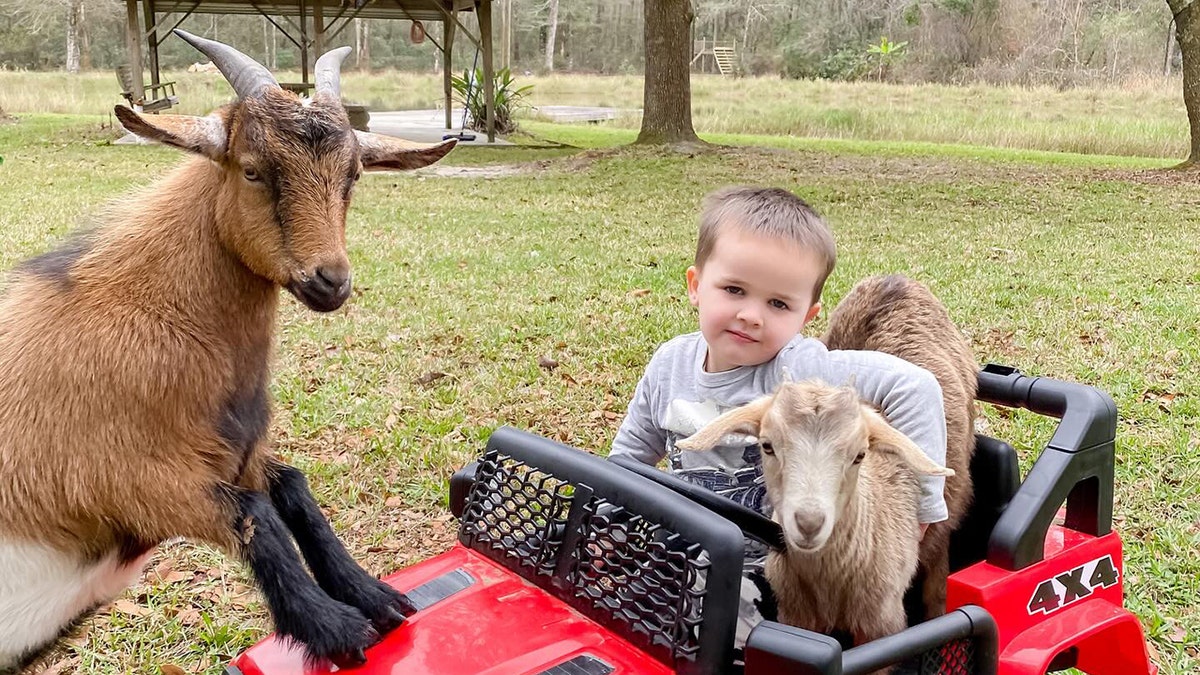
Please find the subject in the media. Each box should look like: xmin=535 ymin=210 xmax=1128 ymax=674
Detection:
xmin=0 ymin=31 xmax=454 ymax=672
xmin=821 ymin=274 xmax=978 ymax=620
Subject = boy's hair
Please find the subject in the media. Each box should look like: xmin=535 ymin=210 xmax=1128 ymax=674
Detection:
xmin=696 ymin=186 xmax=837 ymax=303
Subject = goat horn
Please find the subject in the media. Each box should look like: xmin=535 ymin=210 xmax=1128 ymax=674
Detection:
xmin=315 ymin=46 xmax=352 ymax=99
xmin=174 ymin=29 xmax=279 ymax=99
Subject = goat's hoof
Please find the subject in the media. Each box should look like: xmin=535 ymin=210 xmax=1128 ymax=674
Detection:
xmin=329 ymin=645 xmax=370 ymax=670
xmin=299 ymin=604 xmax=380 ymax=669
xmin=368 ymin=585 xmax=415 ymax=634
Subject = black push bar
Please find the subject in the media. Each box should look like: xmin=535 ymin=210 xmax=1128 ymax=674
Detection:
xmin=976 ymin=364 xmax=1116 ymax=571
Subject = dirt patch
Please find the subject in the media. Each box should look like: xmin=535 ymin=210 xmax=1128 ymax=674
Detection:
xmin=1092 ymin=166 xmax=1200 ymax=186
xmin=416 ymin=164 xmax=527 ymax=178
xmin=0 ymin=109 xmax=17 ymax=125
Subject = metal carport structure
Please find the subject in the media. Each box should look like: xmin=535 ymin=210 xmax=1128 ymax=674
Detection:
xmin=121 ymin=0 xmax=498 ymax=141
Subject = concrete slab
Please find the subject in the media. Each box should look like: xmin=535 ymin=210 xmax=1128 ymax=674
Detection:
xmin=367 ymin=109 xmax=512 ymax=145
xmin=366 ymin=105 xmax=633 ymax=144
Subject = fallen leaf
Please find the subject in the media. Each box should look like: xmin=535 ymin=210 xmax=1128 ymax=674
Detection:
xmin=40 ymin=658 xmax=78 ymax=675
xmin=1168 ymin=623 xmax=1188 ymax=643
xmin=113 ymin=599 xmax=151 ymax=617
xmin=385 ymin=496 xmax=404 ymax=508
xmin=416 ymin=371 xmax=448 ymax=386
xmin=176 ymin=608 xmax=202 ymax=626
xmin=627 ymin=288 xmax=652 ymax=298
xmin=161 ymin=664 xmax=187 ymax=675
xmin=538 ymin=355 xmax=559 ymax=370
xmin=161 ymin=570 xmax=191 ymax=584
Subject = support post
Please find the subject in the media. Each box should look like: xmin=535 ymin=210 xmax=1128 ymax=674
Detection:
xmin=124 ymin=0 xmax=145 ymax=102
xmin=479 ymin=0 xmax=495 ymax=142
xmin=443 ymin=17 xmax=456 ymax=131
xmin=299 ymin=0 xmax=310 ymax=83
xmin=143 ymin=0 xmax=160 ymax=86
xmin=313 ymin=0 xmax=324 ymax=62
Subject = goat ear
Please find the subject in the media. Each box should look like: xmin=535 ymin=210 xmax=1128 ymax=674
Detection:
xmin=677 ymin=396 xmax=773 ymax=451
xmin=862 ymin=405 xmax=954 ymax=477
xmin=114 ymin=106 xmax=227 ymax=161
xmin=356 ymin=132 xmax=456 ymax=170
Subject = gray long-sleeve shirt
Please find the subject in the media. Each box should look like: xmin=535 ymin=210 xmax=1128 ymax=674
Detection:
xmin=610 ymin=332 xmax=949 ymax=524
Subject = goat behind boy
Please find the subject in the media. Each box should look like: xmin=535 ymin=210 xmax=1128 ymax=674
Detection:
xmin=678 ymin=275 xmax=976 ymax=657
xmin=0 ymin=31 xmax=454 ymax=672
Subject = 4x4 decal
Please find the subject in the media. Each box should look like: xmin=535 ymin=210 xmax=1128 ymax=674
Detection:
xmin=1027 ymin=554 xmax=1120 ymax=616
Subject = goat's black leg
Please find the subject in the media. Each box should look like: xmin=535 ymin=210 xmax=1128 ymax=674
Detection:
xmin=230 ymin=486 xmax=378 ymax=669
xmin=266 ymin=462 xmax=416 ymax=635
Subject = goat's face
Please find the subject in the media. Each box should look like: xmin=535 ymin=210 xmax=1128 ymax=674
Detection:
xmin=222 ymin=90 xmax=359 ymax=311
xmin=677 ymin=381 xmax=953 ymax=553
xmin=114 ymin=31 xmax=456 ymax=313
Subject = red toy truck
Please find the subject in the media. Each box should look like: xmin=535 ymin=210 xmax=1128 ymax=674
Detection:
xmin=225 ymin=365 xmax=1158 ymax=675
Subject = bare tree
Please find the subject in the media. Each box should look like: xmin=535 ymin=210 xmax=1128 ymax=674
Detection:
xmin=545 ymin=0 xmax=559 ymax=71
xmin=355 ymin=18 xmax=369 ymax=71
xmin=636 ymin=0 xmax=702 ymax=146
xmin=1169 ymin=0 xmax=1200 ymax=166
xmin=64 ymin=0 xmax=81 ymax=72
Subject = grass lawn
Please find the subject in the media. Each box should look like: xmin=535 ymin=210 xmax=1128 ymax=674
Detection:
xmin=0 ymin=111 xmax=1197 ymax=674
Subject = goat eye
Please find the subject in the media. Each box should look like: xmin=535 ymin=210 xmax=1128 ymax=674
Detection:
xmin=852 ymin=452 xmax=865 ymax=465
xmin=243 ymin=167 xmax=261 ymax=182
xmin=760 ymin=441 xmax=774 ymax=455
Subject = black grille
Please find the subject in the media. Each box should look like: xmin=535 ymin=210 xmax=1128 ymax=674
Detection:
xmin=458 ymin=428 xmax=744 ymax=675
xmin=461 ymin=451 xmax=708 ymax=662
xmin=894 ymin=637 xmax=978 ymax=675
xmin=573 ymin=500 xmax=709 ymax=658
xmin=922 ymin=638 xmax=975 ymax=673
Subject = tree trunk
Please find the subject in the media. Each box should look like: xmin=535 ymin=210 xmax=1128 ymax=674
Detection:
xmin=356 ymin=18 xmax=370 ymax=71
xmin=65 ymin=0 xmax=81 ymax=73
xmin=636 ymin=0 xmax=702 ymax=146
xmin=1171 ymin=0 xmax=1200 ymax=167
xmin=545 ymin=0 xmax=558 ymax=71
xmin=79 ymin=2 xmax=91 ymax=70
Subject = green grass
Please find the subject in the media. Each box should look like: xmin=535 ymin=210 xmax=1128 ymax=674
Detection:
xmin=1 ymin=113 xmax=1198 ymax=674
xmin=0 ymin=70 xmax=1192 ymax=160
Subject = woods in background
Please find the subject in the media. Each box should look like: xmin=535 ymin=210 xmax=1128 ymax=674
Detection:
xmin=0 ymin=0 xmax=1181 ymax=88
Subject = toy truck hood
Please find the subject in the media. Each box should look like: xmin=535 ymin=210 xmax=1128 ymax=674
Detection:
xmin=227 ymin=543 xmax=672 ymax=675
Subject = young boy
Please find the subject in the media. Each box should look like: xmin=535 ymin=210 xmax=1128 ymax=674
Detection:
xmin=609 ymin=185 xmax=948 ymax=644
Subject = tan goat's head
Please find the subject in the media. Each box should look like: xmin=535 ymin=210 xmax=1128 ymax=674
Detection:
xmin=114 ymin=30 xmax=455 ymax=312
xmin=677 ymin=381 xmax=953 ymax=553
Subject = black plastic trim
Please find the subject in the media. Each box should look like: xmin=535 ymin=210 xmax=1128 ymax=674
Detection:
xmin=744 ymin=622 xmax=843 ymax=674
xmin=449 ymin=460 xmax=479 ymax=519
xmin=745 ymin=605 xmax=998 ymax=675
xmin=608 ymin=455 xmax=785 ymax=551
xmin=536 ymin=654 xmax=615 ymax=675
xmin=977 ymin=364 xmax=1116 ymax=571
xmin=404 ymin=567 xmax=476 ymax=611
xmin=841 ymin=606 xmax=998 ymax=675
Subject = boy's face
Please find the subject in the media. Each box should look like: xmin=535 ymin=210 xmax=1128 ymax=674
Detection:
xmin=687 ymin=227 xmax=823 ymax=372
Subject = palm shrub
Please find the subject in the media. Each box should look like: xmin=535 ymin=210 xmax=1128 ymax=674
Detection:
xmin=450 ymin=67 xmax=533 ymax=134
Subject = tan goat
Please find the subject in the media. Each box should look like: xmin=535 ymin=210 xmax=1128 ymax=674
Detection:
xmin=0 ymin=31 xmax=454 ymax=672
xmin=678 ymin=275 xmax=976 ymax=657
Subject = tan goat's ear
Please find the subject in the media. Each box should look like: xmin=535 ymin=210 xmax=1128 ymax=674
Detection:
xmin=862 ymin=405 xmax=954 ymax=477
xmin=114 ymin=106 xmax=227 ymax=161
xmin=356 ymin=132 xmax=457 ymax=171
xmin=676 ymin=396 xmax=773 ymax=451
